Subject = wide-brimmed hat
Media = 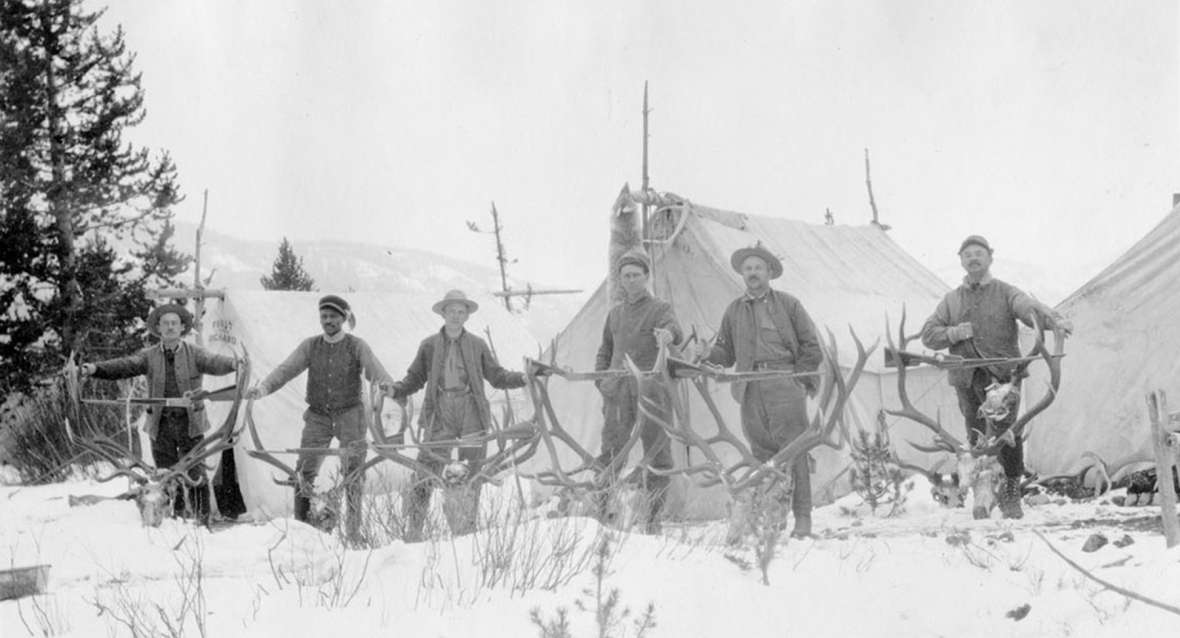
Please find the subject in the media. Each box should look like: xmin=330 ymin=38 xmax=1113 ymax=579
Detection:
xmin=433 ymin=289 xmax=479 ymax=316
xmin=615 ymin=248 xmax=651 ymax=274
xmin=146 ymin=304 xmax=194 ymax=337
xmin=958 ymin=235 xmax=992 ymax=254
xmin=730 ymin=242 xmax=783 ymax=279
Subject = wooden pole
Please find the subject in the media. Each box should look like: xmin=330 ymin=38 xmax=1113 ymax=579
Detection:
xmin=641 ymin=82 xmax=655 ymax=294
xmin=193 ymin=190 xmax=208 ymax=345
xmin=490 ymin=202 xmax=512 ymax=311
xmin=865 ymin=148 xmax=889 ymax=231
xmin=1147 ymin=390 xmax=1180 ymax=548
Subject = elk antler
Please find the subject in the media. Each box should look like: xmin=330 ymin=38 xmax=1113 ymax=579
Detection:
xmin=884 ymin=307 xmax=969 ymax=454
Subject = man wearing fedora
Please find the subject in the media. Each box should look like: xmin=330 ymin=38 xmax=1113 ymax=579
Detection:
xmin=594 ymin=248 xmax=682 ymax=533
xmin=921 ymin=235 xmax=1072 ymax=519
xmin=81 ymin=303 xmax=240 ymax=521
xmin=700 ymin=242 xmax=823 ymax=539
xmin=389 ymin=289 xmax=528 ymax=541
xmin=248 ymin=295 xmax=396 ymax=538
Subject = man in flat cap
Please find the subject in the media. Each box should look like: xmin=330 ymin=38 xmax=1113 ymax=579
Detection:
xmin=390 ymin=289 xmax=529 ymax=541
xmin=82 ymin=303 xmax=240 ymax=521
xmin=248 ymin=294 xmax=396 ymax=538
xmin=593 ymin=248 xmax=683 ymax=533
xmin=921 ymin=235 xmax=1072 ymax=519
xmin=700 ymin=242 xmax=823 ymax=539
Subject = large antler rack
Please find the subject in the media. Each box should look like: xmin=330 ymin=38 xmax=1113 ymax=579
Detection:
xmin=885 ymin=307 xmax=1065 ymax=458
xmin=520 ymin=355 xmax=651 ymax=493
xmin=637 ymin=326 xmax=876 ymax=494
xmin=366 ymin=385 xmax=541 ymax=487
xmin=884 ymin=307 xmax=970 ymax=455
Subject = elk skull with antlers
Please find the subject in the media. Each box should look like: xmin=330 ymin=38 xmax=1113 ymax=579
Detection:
xmin=885 ymin=308 xmax=1063 ymax=519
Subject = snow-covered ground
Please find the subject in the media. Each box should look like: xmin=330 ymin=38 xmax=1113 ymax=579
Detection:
xmin=3 ymin=475 xmax=1178 ymax=637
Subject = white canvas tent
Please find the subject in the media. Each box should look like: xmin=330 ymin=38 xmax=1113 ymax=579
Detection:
xmin=200 ymin=289 xmax=539 ymax=519
xmin=520 ymin=194 xmax=963 ymax=519
xmin=1026 ymin=204 xmax=1180 ymax=478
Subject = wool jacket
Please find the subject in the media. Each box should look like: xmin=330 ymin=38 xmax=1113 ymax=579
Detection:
xmin=393 ymin=328 xmax=526 ymax=432
xmin=706 ymin=289 xmax=823 ymax=402
xmin=259 ymin=333 xmax=394 ymax=413
xmin=921 ymin=276 xmax=1063 ymax=387
xmin=595 ymin=290 xmax=683 ymax=372
xmin=92 ymin=342 xmax=237 ymax=440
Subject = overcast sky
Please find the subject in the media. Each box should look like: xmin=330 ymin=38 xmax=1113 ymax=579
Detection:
xmin=98 ymin=0 xmax=1178 ymax=296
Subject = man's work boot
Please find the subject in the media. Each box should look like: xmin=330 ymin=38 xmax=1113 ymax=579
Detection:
xmin=998 ymin=478 xmax=1024 ymax=520
xmin=293 ymin=494 xmax=312 ymax=523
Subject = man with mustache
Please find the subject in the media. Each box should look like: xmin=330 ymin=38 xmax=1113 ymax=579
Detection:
xmin=921 ymin=235 xmax=1072 ymax=519
xmin=81 ymin=304 xmax=240 ymax=522
xmin=701 ymin=243 xmax=823 ymax=539
xmin=248 ymin=295 xmax=396 ymax=540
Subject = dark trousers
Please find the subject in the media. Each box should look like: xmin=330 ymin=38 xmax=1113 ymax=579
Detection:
xmin=740 ymin=379 xmax=812 ymax=519
xmin=295 ymin=404 xmax=368 ymax=537
xmin=956 ymin=370 xmax=1023 ymax=479
xmin=154 ymin=409 xmax=209 ymax=520
xmin=599 ymin=379 xmax=673 ymax=523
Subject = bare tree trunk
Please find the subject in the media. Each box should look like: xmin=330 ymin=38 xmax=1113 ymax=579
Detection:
xmin=42 ymin=7 xmax=82 ymax=355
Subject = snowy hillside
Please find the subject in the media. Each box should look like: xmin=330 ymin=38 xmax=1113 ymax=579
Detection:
xmin=167 ymin=222 xmax=589 ymax=343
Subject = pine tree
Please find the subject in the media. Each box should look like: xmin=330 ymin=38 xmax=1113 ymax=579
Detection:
xmin=0 ymin=0 xmax=187 ymax=392
xmin=260 ymin=237 xmax=316 ymax=291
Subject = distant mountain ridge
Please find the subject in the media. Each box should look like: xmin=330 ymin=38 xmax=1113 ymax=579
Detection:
xmin=167 ymin=222 xmax=588 ymax=342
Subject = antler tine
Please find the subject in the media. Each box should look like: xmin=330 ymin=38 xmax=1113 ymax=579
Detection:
xmin=163 ymin=355 xmax=253 ymax=483
xmin=366 ymin=387 xmax=446 ymax=481
xmin=756 ymin=325 xmax=877 ymax=485
xmin=472 ymin=424 xmax=542 ymax=484
xmin=244 ymin=398 xmax=303 ymax=487
xmin=1007 ymin=314 xmax=1063 ymax=439
xmin=517 ymin=369 xmax=602 ymax=492
xmin=884 ymin=308 xmax=967 ymax=452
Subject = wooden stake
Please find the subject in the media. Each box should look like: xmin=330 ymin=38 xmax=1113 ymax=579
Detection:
xmin=865 ymin=148 xmax=890 ymax=231
xmin=193 ymin=190 xmax=209 ymax=345
xmin=1147 ymin=390 xmax=1180 ymax=548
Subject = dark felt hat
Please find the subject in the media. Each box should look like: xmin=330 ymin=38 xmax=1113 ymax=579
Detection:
xmin=318 ymin=295 xmax=351 ymax=317
xmin=615 ymin=248 xmax=651 ymax=274
xmin=958 ymin=235 xmax=992 ymax=254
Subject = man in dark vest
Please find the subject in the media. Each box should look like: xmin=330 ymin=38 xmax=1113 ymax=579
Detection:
xmin=82 ymin=303 xmax=240 ymax=521
xmin=390 ymin=289 xmax=528 ymax=542
xmin=248 ymin=295 xmax=396 ymax=539
xmin=594 ymin=249 xmax=683 ymax=533
xmin=701 ymin=243 xmax=823 ymax=539
xmin=921 ymin=235 xmax=1072 ymax=519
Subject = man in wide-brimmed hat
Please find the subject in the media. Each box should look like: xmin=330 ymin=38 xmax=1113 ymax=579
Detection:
xmin=594 ymin=248 xmax=683 ymax=533
xmin=389 ymin=289 xmax=528 ymax=541
xmin=248 ymin=294 xmax=396 ymax=539
xmin=81 ymin=303 xmax=240 ymax=521
xmin=699 ymin=241 xmax=823 ymax=538
xmin=921 ymin=235 xmax=1073 ymax=520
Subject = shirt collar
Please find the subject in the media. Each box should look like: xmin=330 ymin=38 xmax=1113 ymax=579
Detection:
xmin=624 ymin=289 xmax=651 ymax=305
xmin=744 ymin=288 xmax=772 ymax=303
xmin=961 ymin=274 xmax=994 ymax=290
xmin=440 ymin=327 xmax=467 ymax=342
xmin=321 ymin=331 xmax=347 ymax=344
